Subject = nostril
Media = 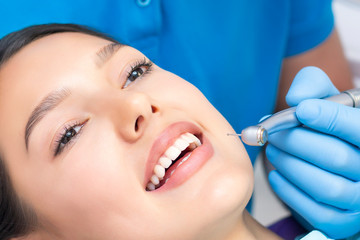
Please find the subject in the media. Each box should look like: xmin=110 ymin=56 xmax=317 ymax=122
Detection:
xmin=151 ymin=105 xmax=158 ymax=113
xmin=134 ymin=116 xmax=144 ymax=132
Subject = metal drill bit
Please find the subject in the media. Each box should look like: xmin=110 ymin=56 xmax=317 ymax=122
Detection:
xmin=227 ymin=133 xmax=241 ymax=136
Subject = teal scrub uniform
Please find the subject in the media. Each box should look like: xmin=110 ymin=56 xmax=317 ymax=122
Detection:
xmin=0 ymin=0 xmax=334 ymax=163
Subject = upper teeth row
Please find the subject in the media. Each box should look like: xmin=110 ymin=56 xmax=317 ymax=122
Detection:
xmin=146 ymin=133 xmax=201 ymax=191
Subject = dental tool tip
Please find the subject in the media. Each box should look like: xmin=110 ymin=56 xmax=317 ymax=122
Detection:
xmin=227 ymin=133 xmax=242 ymax=136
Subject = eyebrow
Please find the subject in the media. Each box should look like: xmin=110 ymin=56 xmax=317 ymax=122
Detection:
xmin=95 ymin=42 xmax=123 ymax=67
xmin=25 ymin=88 xmax=71 ymax=150
xmin=24 ymin=42 xmax=122 ymax=150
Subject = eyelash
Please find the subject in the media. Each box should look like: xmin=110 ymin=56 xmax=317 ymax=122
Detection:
xmin=124 ymin=58 xmax=153 ymax=88
xmin=53 ymin=120 xmax=87 ymax=156
xmin=51 ymin=59 xmax=152 ymax=156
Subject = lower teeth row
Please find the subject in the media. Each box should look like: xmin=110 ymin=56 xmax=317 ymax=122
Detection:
xmin=146 ymin=133 xmax=201 ymax=191
xmin=146 ymin=152 xmax=192 ymax=191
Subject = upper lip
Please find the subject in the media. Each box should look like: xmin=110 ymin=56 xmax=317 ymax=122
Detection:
xmin=143 ymin=121 xmax=202 ymax=188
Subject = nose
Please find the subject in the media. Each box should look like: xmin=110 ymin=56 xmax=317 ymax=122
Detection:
xmin=112 ymin=91 xmax=158 ymax=142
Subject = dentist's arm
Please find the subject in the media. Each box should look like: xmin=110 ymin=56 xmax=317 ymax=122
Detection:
xmin=276 ymin=29 xmax=353 ymax=111
xmin=267 ymin=66 xmax=360 ymax=239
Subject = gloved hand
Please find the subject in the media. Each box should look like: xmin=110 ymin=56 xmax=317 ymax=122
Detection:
xmin=266 ymin=66 xmax=360 ymax=239
xmin=300 ymin=230 xmax=334 ymax=240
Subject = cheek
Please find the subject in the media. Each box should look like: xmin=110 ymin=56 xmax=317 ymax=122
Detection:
xmin=28 ymin=143 xmax=146 ymax=232
xmin=201 ymin=147 xmax=254 ymax=218
xmin=156 ymin=73 xmax=229 ymax=127
xmin=142 ymin=70 xmax=208 ymax=109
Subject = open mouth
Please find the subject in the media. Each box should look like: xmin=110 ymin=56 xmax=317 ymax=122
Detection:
xmin=146 ymin=132 xmax=202 ymax=191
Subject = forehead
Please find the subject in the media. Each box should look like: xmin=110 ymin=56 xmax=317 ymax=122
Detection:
xmin=0 ymin=32 xmax=111 ymax=89
xmin=2 ymin=32 xmax=111 ymax=74
xmin=0 ymin=32 xmax=111 ymax=147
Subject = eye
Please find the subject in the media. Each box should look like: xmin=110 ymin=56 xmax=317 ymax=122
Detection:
xmin=53 ymin=121 xmax=87 ymax=156
xmin=123 ymin=58 xmax=153 ymax=88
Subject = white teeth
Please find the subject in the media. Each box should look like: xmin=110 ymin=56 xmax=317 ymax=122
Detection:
xmin=185 ymin=133 xmax=201 ymax=146
xmin=180 ymin=134 xmax=194 ymax=144
xmin=146 ymin=132 xmax=202 ymax=191
xmin=164 ymin=146 xmax=182 ymax=160
xmin=174 ymin=138 xmax=189 ymax=151
xmin=154 ymin=165 xmax=165 ymax=178
xmin=159 ymin=157 xmax=172 ymax=168
xmin=150 ymin=175 xmax=160 ymax=185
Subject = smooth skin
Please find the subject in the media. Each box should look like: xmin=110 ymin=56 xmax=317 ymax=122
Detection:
xmin=0 ymin=33 xmax=281 ymax=240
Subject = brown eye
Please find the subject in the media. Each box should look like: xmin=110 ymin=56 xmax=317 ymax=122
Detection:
xmin=54 ymin=124 xmax=84 ymax=156
xmin=127 ymin=67 xmax=145 ymax=82
xmin=61 ymin=128 xmax=77 ymax=145
xmin=123 ymin=59 xmax=153 ymax=88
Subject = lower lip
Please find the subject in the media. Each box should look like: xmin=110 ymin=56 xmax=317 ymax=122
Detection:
xmin=153 ymin=135 xmax=214 ymax=192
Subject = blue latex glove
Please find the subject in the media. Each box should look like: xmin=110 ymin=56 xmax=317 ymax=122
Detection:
xmin=266 ymin=66 xmax=360 ymax=239
xmin=299 ymin=230 xmax=334 ymax=240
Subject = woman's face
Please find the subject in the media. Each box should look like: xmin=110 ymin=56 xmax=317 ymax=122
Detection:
xmin=0 ymin=33 xmax=253 ymax=240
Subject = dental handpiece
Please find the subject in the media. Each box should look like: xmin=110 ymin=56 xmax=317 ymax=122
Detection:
xmin=229 ymin=88 xmax=360 ymax=146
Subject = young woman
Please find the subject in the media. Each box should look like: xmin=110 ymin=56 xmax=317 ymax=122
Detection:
xmin=0 ymin=24 xmax=292 ymax=240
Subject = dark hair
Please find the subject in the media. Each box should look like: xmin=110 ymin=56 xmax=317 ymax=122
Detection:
xmin=0 ymin=23 xmax=120 ymax=67
xmin=0 ymin=23 xmax=120 ymax=240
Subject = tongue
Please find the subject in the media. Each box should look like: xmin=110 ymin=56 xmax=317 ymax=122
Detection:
xmin=159 ymin=152 xmax=192 ymax=187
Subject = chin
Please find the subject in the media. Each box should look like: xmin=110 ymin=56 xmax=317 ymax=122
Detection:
xmin=185 ymin=152 xmax=254 ymax=226
xmin=213 ymin=167 xmax=252 ymax=211
xmin=181 ymin=168 xmax=254 ymax=240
